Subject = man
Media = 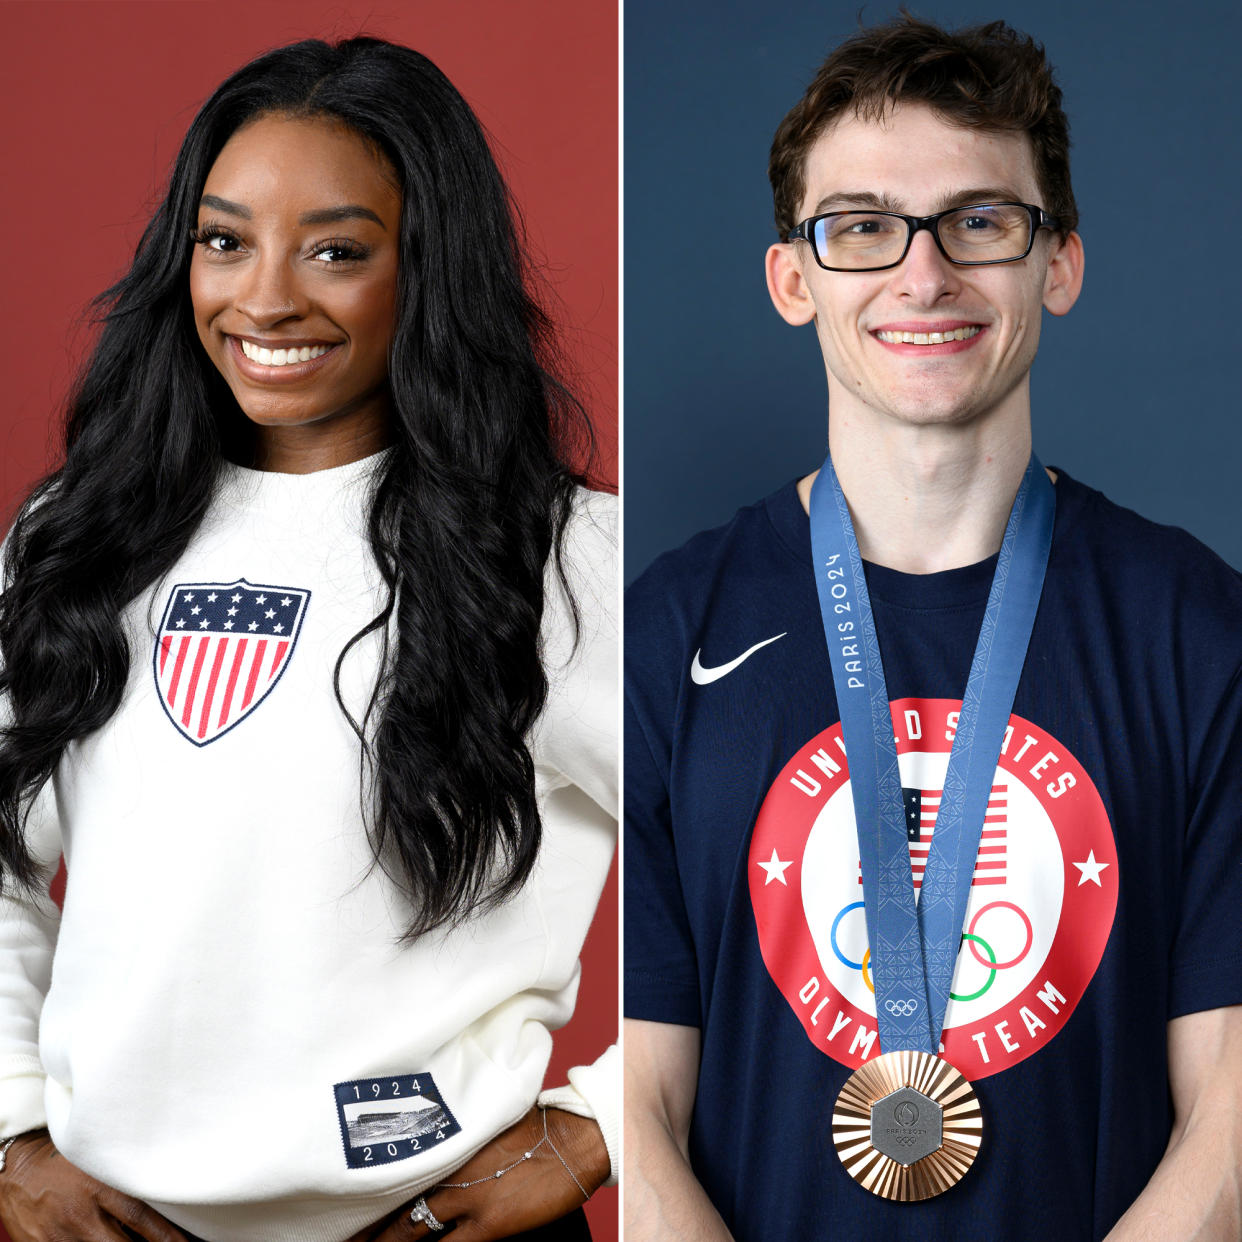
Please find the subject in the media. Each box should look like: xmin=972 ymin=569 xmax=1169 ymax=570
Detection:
xmin=624 ymin=16 xmax=1242 ymax=1241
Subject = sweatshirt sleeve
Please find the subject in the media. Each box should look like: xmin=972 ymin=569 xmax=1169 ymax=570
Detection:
xmin=0 ymin=516 xmax=64 ymax=1138
xmin=532 ymin=489 xmax=619 ymax=1184
xmin=537 ymin=1043 xmax=619 ymax=1186
xmin=533 ymin=488 xmax=619 ymax=818
xmin=0 ymin=776 xmax=61 ymax=1140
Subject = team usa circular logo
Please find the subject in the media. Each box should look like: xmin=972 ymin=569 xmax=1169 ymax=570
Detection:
xmin=749 ymin=698 xmax=1117 ymax=1079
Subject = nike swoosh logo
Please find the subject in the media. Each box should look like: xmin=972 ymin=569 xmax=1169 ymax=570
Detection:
xmin=690 ymin=633 xmax=787 ymax=685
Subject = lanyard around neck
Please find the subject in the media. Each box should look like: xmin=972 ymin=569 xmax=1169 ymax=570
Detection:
xmin=808 ymin=454 xmax=1055 ymax=1054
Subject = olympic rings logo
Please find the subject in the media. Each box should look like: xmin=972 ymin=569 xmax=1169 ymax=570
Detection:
xmin=884 ymin=998 xmax=919 ymax=1017
xmin=829 ymin=899 xmax=1034 ymax=1005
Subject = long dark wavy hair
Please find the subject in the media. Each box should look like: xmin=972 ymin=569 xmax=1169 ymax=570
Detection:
xmin=0 ymin=37 xmax=594 ymax=936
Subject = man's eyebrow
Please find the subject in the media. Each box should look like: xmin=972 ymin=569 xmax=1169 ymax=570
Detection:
xmin=196 ymin=196 xmax=386 ymax=229
xmin=813 ymin=190 xmax=904 ymax=214
xmin=934 ymin=186 xmax=1027 ymax=211
xmin=810 ymin=186 xmax=1029 ymax=215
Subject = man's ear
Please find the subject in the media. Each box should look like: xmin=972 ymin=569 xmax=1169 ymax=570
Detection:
xmin=766 ymin=242 xmax=818 ymax=325
xmin=1043 ymin=230 xmax=1084 ymax=317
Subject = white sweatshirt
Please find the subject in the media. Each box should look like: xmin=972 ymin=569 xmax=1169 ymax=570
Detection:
xmin=0 ymin=453 xmax=618 ymax=1242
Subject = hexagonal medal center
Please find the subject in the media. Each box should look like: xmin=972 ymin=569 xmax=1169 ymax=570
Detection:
xmin=870 ymin=1085 xmax=942 ymax=1166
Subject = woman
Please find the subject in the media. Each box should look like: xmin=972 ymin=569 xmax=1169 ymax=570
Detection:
xmin=0 ymin=36 xmax=616 ymax=1242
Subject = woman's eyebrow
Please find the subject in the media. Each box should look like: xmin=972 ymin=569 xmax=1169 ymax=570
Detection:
xmin=299 ymin=205 xmax=386 ymax=228
xmin=199 ymin=194 xmax=250 ymax=218
xmin=197 ymin=195 xmax=386 ymax=229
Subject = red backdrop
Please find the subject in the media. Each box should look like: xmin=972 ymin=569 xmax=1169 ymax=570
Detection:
xmin=0 ymin=2 xmax=618 ymax=1238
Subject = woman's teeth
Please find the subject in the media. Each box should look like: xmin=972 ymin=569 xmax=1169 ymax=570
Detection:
xmin=239 ymin=340 xmax=331 ymax=366
xmin=875 ymin=326 xmax=982 ymax=345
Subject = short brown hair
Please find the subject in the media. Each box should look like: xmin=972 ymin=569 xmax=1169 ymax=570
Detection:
xmin=769 ymin=15 xmax=1077 ymax=240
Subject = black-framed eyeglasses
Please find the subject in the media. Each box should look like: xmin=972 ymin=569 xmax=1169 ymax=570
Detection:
xmin=786 ymin=202 xmax=1061 ymax=272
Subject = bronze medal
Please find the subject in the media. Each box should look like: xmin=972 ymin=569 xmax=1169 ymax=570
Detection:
xmin=832 ymin=1049 xmax=983 ymax=1201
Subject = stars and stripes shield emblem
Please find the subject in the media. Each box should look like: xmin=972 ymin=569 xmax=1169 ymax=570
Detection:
xmin=153 ymin=579 xmax=311 ymax=746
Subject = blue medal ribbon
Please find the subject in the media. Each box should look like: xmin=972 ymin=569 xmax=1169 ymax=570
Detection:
xmin=809 ymin=454 xmax=1055 ymax=1055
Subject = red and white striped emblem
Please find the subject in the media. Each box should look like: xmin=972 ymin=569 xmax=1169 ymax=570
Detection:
xmin=857 ymin=786 xmax=1009 ymax=890
xmin=153 ymin=579 xmax=311 ymax=745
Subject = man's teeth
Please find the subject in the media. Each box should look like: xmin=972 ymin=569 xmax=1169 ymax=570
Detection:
xmin=875 ymin=326 xmax=982 ymax=345
xmin=239 ymin=340 xmax=331 ymax=366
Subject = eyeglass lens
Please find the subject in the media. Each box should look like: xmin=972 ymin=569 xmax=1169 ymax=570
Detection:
xmin=813 ymin=205 xmax=1033 ymax=269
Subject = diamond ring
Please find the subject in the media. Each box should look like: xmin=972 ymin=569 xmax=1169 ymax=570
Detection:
xmin=409 ymin=1196 xmax=446 ymax=1232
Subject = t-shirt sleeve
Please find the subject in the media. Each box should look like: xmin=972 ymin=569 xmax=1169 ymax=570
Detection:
xmin=623 ymin=571 xmax=702 ymax=1027
xmin=1168 ymin=662 xmax=1242 ymax=1018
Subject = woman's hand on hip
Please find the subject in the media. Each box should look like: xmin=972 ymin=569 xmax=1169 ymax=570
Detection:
xmin=0 ymin=1130 xmax=190 ymax=1242
xmin=351 ymin=1107 xmax=609 ymax=1241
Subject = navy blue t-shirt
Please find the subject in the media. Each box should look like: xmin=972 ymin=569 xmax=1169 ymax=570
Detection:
xmin=625 ymin=471 xmax=1242 ymax=1242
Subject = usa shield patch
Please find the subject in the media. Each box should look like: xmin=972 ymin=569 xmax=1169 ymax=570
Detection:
xmin=153 ymin=579 xmax=311 ymax=745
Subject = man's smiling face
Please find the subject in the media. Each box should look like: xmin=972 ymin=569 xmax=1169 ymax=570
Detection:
xmin=767 ymin=102 xmax=1082 ymax=432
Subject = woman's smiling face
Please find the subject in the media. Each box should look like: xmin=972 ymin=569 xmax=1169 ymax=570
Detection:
xmin=189 ymin=112 xmax=402 ymax=471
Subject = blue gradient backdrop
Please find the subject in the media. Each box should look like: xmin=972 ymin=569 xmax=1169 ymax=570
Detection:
xmin=624 ymin=1 xmax=1242 ymax=580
